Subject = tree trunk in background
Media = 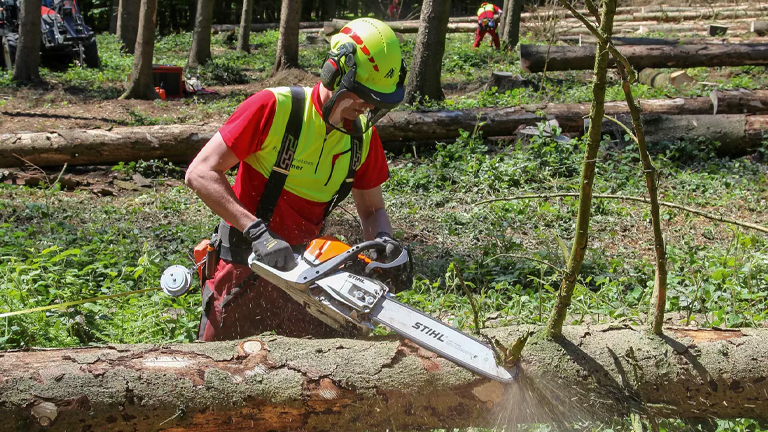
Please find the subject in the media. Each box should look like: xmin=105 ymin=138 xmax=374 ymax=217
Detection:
xmin=187 ymin=0 xmax=197 ymax=30
xmin=500 ymin=0 xmax=523 ymax=49
xmin=224 ymin=0 xmax=233 ymax=22
xmin=301 ymin=0 xmax=313 ymax=21
xmin=324 ymin=0 xmax=337 ymax=20
xmin=12 ymin=0 xmax=42 ymax=83
xmin=237 ymin=0 xmax=254 ymax=52
xmin=498 ymin=0 xmax=511 ymax=34
xmin=116 ymin=0 xmax=141 ymax=53
xmin=350 ymin=0 xmax=358 ymax=17
xmin=2 ymin=327 xmax=768 ymax=431
xmin=120 ymin=0 xmax=159 ymax=100
xmin=272 ymin=0 xmax=302 ymax=74
xmin=109 ymin=0 xmax=119 ymax=34
xmin=404 ymin=0 xmax=451 ymax=104
xmin=188 ymin=0 xmax=215 ymax=67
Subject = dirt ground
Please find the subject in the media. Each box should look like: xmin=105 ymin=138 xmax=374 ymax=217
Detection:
xmin=0 ymin=68 xmax=319 ymax=134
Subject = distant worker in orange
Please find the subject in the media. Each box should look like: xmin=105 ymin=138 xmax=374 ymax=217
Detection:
xmin=387 ymin=0 xmax=401 ymax=21
xmin=473 ymin=2 xmax=502 ymax=50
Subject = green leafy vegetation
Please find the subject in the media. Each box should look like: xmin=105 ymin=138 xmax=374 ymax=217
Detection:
xmin=2 ymin=127 xmax=766 ymax=350
xmin=0 ymin=21 xmax=767 ymax=432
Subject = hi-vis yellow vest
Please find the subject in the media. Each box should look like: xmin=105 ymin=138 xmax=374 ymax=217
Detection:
xmin=243 ymin=87 xmax=374 ymax=203
xmin=477 ymin=3 xmax=497 ymax=19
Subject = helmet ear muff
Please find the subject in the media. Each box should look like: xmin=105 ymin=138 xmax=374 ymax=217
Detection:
xmin=320 ymin=42 xmax=357 ymax=91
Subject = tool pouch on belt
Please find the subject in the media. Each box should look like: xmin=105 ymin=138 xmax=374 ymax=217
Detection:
xmin=216 ymin=221 xmax=253 ymax=266
xmin=194 ymin=235 xmax=220 ymax=284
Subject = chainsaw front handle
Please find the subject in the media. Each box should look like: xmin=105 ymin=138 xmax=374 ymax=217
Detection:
xmin=248 ymin=240 xmax=399 ymax=290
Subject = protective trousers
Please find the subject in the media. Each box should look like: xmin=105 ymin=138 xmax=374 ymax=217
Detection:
xmin=473 ymin=26 xmax=500 ymax=49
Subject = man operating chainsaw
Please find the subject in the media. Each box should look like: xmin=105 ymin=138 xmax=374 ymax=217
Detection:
xmin=185 ymin=18 xmax=406 ymax=342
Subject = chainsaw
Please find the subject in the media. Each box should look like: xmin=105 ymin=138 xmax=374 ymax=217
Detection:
xmin=160 ymin=236 xmax=513 ymax=383
xmin=246 ymin=236 xmax=514 ymax=383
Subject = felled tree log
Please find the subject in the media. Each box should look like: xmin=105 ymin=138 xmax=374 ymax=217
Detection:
xmin=0 ymin=124 xmax=219 ymax=168
xmin=2 ymin=90 xmax=768 ymax=168
xmin=211 ymin=21 xmax=325 ymax=34
xmin=637 ymin=69 xmax=695 ymax=88
xmin=1 ymin=326 xmax=767 ymax=431
xmin=324 ymin=18 xmax=477 ymax=35
xmin=560 ymin=35 xmax=768 ymax=45
xmin=520 ymin=43 xmax=768 ymax=72
xmin=555 ymin=21 xmax=752 ymax=37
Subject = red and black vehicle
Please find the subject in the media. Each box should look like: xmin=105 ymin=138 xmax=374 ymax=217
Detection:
xmin=0 ymin=0 xmax=99 ymax=70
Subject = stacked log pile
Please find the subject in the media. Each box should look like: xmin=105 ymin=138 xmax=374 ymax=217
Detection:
xmin=2 ymin=90 xmax=767 ymax=168
xmin=520 ymin=44 xmax=768 ymax=72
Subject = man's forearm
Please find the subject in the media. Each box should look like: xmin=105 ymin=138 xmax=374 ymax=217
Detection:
xmin=187 ymin=171 xmax=255 ymax=232
xmin=360 ymin=208 xmax=393 ymax=240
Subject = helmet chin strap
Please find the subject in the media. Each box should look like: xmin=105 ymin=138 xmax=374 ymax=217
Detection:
xmin=321 ymin=67 xmax=383 ymax=136
xmin=322 ymin=86 xmax=386 ymax=136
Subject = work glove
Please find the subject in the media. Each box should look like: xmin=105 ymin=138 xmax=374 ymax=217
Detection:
xmin=243 ymin=219 xmax=297 ymax=271
xmin=372 ymin=231 xmax=404 ymax=263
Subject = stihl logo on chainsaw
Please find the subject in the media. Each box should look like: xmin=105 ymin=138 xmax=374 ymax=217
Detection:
xmin=347 ymin=274 xmax=367 ymax=284
xmin=412 ymin=322 xmax=446 ymax=342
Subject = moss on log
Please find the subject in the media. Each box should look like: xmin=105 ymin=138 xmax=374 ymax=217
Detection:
xmin=1 ymin=326 xmax=767 ymax=431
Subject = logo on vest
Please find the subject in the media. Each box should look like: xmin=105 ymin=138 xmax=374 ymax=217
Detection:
xmin=278 ymin=135 xmax=299 ymax=171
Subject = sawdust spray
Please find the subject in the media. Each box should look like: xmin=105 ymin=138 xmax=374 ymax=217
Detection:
xmin=488 ymin=368 xmax=609 ymax=431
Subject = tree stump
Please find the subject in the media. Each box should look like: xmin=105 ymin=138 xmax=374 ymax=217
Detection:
xmin=487 ymin=71 xmax=538 ymax=93
xmin=638 ymin=68 xmax=695 ymax=88
xmin=708 ymin=24 xmax=729 ymax=36
xmin=752 ymin=21 xmax=768 ymax=36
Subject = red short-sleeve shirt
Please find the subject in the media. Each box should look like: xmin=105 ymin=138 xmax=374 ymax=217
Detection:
xmin=217 ymin=83 xmax=390 ymax=245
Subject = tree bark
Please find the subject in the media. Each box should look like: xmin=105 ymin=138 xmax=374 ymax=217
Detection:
xmin=237 ymin=0 xmax=255 ymax=52
xmin=520 ymin=43 xmax=768 ymax=73
xmin=12 ymin=0 xmax=42 ymax=83
xmin=500 ymin=0 xmax=524 ymax=50
xmin=109 ymin=0 xmax=120 ymax=34
xmin=1 ymin=326 xmax=767 ymax=431
xmin=272 ymin=0 xmax=302 ymax=74
xmin=547 ymin=0 xmax=616 ymax=339
xmin=403 ymin=0 xmax=451 ymax=105
xmin=4 ymin=93 xmax=768 ymax=167
xmin=117 ymin=0 xmax=141 ymax=54
xmin=120 ymin=0 xmax=160 ymax=101
xmin=188 ymin=0 xmax=215 ymax=67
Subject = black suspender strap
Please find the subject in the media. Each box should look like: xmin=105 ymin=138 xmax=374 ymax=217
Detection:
xmin=324 ymin=120 xmax=363 ymax=219
xmin=254 ymin=86 xmax=306 ymax=224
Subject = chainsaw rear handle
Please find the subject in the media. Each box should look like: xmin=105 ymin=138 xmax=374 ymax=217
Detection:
xmin=248 ymin=239 xmax=408 ymax=290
